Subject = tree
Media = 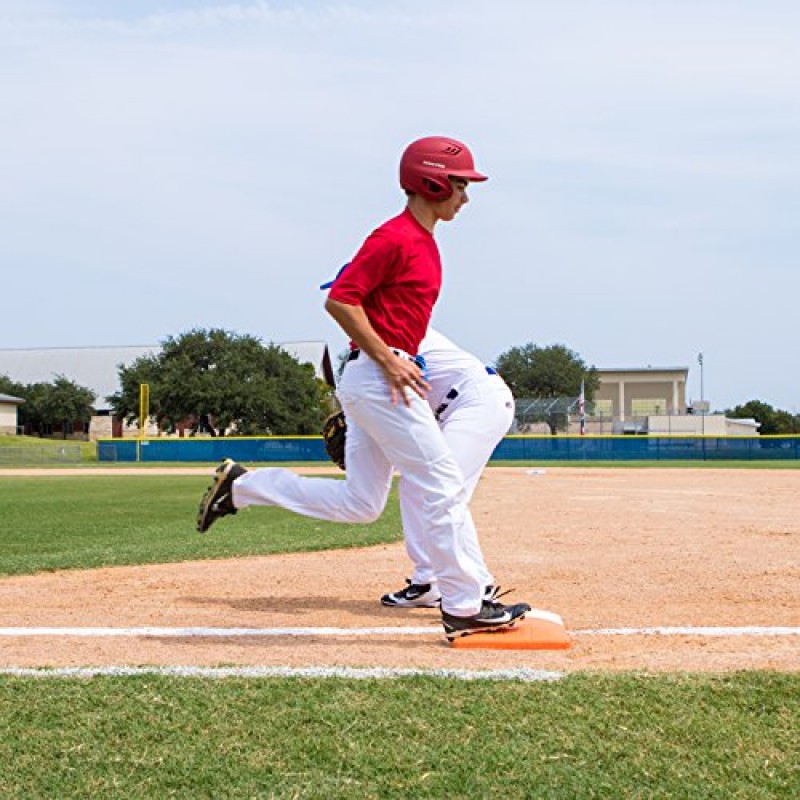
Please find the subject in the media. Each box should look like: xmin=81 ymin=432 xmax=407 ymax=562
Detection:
xmin=41 ymin=376 xmax=96 ymax=435
xmin=0 ymin=374 xmax=26 ymax=399
xmin=495 ymin=343 xmax=599 ymax=434
xmin=724 ymin=400 xmax=798 ymax=435
xmin=108 ymin=328 xmax=326 ymax=435
xmin=11 ymin=376 xmax=95 ymax=438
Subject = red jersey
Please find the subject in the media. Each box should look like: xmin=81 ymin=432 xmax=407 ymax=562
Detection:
xmin=328 ymin=209 xmax=441 ymax=355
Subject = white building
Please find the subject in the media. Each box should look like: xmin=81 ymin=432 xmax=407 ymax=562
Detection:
xmin=0 ymin=393 xmax=25 ymax=435
xmin=592 ymin=367 xmax=758 ymax=436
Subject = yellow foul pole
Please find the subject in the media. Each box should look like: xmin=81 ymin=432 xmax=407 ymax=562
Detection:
xmin=138 ymin=383 xmax=150 ymax=440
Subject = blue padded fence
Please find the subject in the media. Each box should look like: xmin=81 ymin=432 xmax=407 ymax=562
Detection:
xmin=97 ymin=437 xmax=329 ymax=463
xmin=492 ymin=435 xmax=800 ymax=461
xmin=97 ymin=435 xmax=800 ymax=463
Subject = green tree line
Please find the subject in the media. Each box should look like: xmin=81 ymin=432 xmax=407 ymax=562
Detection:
xmin=723 ymin=400 xmax=800 ymax=435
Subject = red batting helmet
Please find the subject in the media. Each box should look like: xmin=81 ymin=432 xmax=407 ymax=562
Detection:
xmin=399 ymin=136 xmax=488 ymax=202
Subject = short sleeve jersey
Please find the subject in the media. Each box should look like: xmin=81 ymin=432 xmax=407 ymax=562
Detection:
xmin=327 ymin=209 xmax=441 ymax=355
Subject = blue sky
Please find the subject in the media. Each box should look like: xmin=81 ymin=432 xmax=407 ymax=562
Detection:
xmin=1 ymin=1 xmax=798 ymax=412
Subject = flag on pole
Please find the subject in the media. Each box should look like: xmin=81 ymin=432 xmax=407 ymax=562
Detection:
xmin=578 ymin=379 xmax=586 ymax=435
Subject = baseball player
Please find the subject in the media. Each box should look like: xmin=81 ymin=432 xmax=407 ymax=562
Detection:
xmin=197 ymin=136 xmax=530 ymax=640
xmin=382 ymin=327 xmax=515 ymax=608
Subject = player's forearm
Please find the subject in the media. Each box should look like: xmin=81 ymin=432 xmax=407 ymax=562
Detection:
xmin=324 ymin=298 xmax=395 ymax=369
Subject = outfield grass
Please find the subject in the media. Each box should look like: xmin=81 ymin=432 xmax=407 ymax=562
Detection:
xmin=0 ymin=672 xmax=797 ymax=798
xmin=0 ymin=475 xmax=402 ymax=576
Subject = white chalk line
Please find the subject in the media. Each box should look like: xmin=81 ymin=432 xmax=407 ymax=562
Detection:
xmin=0 ymin=665 xmax=564 ymax=682
xmin=0 ymin=625 xmax=437 ymax=637
xmin=0 ymin=624 xmax=798 ymax=638
xmin=573 ymin=626 xmax=800 ymax=637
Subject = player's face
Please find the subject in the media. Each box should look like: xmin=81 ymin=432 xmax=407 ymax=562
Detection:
xmin=435 ymin=178 xmax=470 ymax=222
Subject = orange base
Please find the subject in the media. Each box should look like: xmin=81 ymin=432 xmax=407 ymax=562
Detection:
xmin=450 ymin=609 xmax=571 ymax=650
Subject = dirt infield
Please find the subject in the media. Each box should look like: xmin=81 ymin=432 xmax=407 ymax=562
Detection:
xmin=1 ymin=467 xmax=798 ymax=673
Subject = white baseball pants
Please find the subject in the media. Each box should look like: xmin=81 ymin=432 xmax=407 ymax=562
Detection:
xmin=399 ymin=375 xmax=514 ymax=590
xmin=232 ymin=351 xmax=485 ymax=616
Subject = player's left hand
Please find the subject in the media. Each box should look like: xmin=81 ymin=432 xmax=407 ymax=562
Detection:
xmin=322 ymin=410 xmax=347 ymax=470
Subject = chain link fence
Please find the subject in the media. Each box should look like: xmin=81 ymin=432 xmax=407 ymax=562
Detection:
xmin=513 ymin=396 xmax=584 ymax=433
xmin=0 ymin=444 xmax=82 ymax=465
xmin=513 ymin=398 xmax=702 ymax=436
xmin=96 ymin=443 xmax=118 ymax=462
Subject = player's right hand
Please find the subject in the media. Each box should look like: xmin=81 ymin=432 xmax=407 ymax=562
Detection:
xmin=382 ymin=356 xmax=430 ymax=407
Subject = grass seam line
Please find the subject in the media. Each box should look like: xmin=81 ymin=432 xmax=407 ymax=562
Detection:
xmin=0 ymin=665 xmax=564 ymax=682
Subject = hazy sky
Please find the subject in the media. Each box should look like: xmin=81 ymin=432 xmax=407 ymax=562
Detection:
xmin=2 ymin=1 xmax=798 ymax=412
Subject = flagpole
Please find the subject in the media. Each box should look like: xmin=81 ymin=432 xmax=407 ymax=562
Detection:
xmin=579 ymin=380 xmax=586 ymax=436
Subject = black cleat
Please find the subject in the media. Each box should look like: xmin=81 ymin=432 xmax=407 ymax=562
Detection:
xmin=381 ymin=580 xmax=442 ymax=608
xmin=441 ymin=599 xmax=531 ymax=641
xmin=196 ymin=459 xmax=247 ymax=533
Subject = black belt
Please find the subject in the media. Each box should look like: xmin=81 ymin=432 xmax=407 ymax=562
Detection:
xmin=347 ymin=349 xmax=425 ymax=368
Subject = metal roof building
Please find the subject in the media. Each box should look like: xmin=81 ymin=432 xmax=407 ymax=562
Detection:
xmin=0 ymin=341 xmax=334 ymax=411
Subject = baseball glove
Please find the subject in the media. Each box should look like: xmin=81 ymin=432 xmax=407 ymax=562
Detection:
xmin=322 ymin=410 xmax=347 ymax=470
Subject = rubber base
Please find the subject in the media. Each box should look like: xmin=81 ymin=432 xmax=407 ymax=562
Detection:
xmin=450 ymin=609 xmax=571 ymax=650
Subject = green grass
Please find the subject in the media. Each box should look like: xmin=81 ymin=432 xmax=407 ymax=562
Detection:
xmin=0 ymin=672 xmax=797 ymax=798
xmin=0 ymin=435 xmax=71 ymax=447
xmin=0 ymin=475 xmax=402 ymax=576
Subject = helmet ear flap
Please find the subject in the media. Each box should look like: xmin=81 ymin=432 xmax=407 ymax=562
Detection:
xmin=421 ymin=176 xmax=453 ymax=201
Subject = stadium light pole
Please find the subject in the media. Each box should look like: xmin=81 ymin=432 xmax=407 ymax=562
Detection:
xmin=698 ymin=352 xmax=705 ymax=435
